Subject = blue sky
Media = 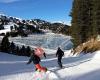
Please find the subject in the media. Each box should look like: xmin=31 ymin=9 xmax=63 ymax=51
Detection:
xmin=0 ymin=0 xmax=73 ymax=25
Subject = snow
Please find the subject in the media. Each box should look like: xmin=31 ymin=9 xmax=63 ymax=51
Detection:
xmin=0 ymin=25 xmax=11 ymax=34
xmin=0 ymin=23 xmax=15 ymax=34
xmin=9 ymin=32 xmax=73 ymax=51
xmin=0 ymin=50 xmax=100 ymax=80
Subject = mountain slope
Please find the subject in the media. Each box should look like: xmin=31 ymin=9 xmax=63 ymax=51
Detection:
xmin=0 ymin=14 xmax=70 ymax=35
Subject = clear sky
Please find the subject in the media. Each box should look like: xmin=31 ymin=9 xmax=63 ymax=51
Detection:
xmin=0 ymin=0 xmax=73 ymax=25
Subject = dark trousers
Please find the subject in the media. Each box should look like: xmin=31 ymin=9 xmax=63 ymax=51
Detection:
xmin=58 ymin=56 xmax=62 ymax=68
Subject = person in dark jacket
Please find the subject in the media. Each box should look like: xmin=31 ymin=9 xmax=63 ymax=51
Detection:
xmin=27 ymin=50 xmax=47 ymax=72
xmin=27 ymin=53 xmax=40 ymax=65
xmin=56 ymin=47 xmax=64 ymax=68
xmin=43 ymin=52 xmax=46 ymax=58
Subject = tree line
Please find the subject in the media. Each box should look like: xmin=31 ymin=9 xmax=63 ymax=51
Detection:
xmin=0 ymin=35 xmax=32 ymax=57
xmin=70 ymin=0 xmax=100 ymax=47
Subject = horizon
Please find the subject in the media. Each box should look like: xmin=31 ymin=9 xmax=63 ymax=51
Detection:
xmin=0 ymin=0 xmax=73 ymax=25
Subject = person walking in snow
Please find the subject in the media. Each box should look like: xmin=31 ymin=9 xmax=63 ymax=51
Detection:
xmin=27 ymin=50 xmax=47 ymax=72
xmin=56 ymin=47 xmax=64 ymax=68
xmin=43 ymin=52 xmax=46 ymax=58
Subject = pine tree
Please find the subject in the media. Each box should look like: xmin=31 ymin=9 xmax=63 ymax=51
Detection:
xmin=16 ymin=46 xmax=20 ymax=55
xmin=26 ymin=46 xmax=31 ymax=57
xmin=92 ymin=0 xmax=100 ymax=35
xmin=9 ymin=41 xmax=16 ymax=54
xmin=0 ymin=24 xmax=4 ymax=30
xmin=71 ymin=0 xmax=84 ymax=47
xmin=1 ymin=35 xmax=10 ymax=52
xmin=70 ymin=0 xmax=99 ymax=47
xmin=10 ymin=26 xmax=13 ymax=31
xmin=20 ymin=45 xmax=26 ymax=56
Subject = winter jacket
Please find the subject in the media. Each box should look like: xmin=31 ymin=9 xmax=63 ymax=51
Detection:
xmin=27 ymin=54 xmax=41 ymax=64
xmin=56 ymin=48 xmax=64 ymax=57
xmin=35 ymin=47 xmax=46 ymax=58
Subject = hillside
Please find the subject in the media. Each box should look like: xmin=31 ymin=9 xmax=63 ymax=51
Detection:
xmin=0 ymin=14 xmax=70 ymax=36
xmin=72 ymin=38 xmax=100 ymax=55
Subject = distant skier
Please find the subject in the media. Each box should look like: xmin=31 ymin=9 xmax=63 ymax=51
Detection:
xmin=27 ymin=50 xmax=47 ymax=72
xmin=43 ymin=52 xmax=46 ymax=58
xmin=56 ymin=47 xmax=64 ymax=68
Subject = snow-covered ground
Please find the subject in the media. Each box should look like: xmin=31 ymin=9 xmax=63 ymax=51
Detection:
xmin=9 ymin=32 xmax=73 ymax=50
xmin=0 ymin=22 xmax=15 ymax=34
xmin=0 ymin=50 xmax=100 ymax=80
xmin=0 ymin=25 xmax=11 ymax=34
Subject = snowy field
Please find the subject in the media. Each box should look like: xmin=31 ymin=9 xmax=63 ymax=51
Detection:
xmin=9 ymin=32 xmax=73 ymax=50
xmin=0 ymin=50 xmax=100 ymax=80
xmin=0 ymin=24 xmax=73 ymax=51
